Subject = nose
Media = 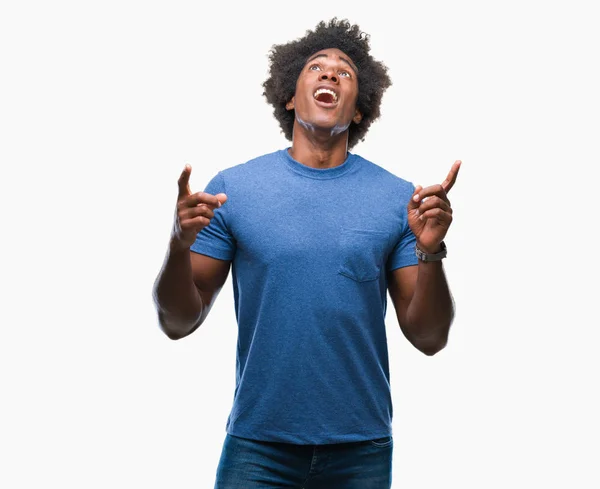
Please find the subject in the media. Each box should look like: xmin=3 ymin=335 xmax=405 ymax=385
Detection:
xmin=319 ymin=71 xmax=338 ymax=83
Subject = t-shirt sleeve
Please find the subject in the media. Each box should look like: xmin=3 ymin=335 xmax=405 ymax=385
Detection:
xmin=190 ymin=172 xmax=236 ymax=261
xmin=387 ymin=224 xmax=418 ymax=271
xmin=386 ymin=186 xmax=419 ymax=271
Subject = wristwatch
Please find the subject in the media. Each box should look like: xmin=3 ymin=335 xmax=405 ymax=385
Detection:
xmin=415 ymin=241 xmax=447 ymax=262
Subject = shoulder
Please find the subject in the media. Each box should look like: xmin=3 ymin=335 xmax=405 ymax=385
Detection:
xmin=204 ymin=150 xmax=283 ymax=194
xmin=353 ymin=153 xmax=415 ymax=196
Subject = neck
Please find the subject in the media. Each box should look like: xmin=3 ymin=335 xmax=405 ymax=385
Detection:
xmin=288 ymin=119 xmax=350 ymax=169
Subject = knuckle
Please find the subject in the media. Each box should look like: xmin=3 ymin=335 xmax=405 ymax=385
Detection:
xmin=200 ymin=205 xmax=215 ymax=218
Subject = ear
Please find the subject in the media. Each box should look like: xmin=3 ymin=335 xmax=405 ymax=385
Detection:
xmin=353 ymin=109 xmax=362 ymax=124
xmin=286 ymin=96 xmax=295 ymax=111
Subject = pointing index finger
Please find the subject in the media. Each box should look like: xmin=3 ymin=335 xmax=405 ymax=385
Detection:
xmin=441 ymin=160 xmax=461 ymax=194
xmin=178 ymin=164 xmax=192 ymax=198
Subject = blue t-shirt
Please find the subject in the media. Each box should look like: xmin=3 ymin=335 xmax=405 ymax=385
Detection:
xmin=191 ymin=148 xmax=418 ymax=445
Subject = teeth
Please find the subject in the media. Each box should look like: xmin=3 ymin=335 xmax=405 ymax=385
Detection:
xmin=313 ymin=88 xmax=338 ymax=102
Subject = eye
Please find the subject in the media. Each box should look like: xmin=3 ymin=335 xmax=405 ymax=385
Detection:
xmin=339 ymin=70 xmax=351 ymax=78
xmin=308 ymin=64 xmax=321 ymax=71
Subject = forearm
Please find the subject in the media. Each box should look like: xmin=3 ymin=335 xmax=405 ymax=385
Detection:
xmin=404 ymin=260 xmax=455 ymax=354
xmin=152 ymin=241 xmax=204 ymax=339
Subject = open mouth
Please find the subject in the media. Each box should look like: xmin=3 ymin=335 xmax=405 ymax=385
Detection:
xmin=314 ymin=88 xmax=338 ymax=104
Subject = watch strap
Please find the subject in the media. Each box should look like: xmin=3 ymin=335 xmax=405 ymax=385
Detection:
xmin=415 ymin=241 xmax=447 ymax=262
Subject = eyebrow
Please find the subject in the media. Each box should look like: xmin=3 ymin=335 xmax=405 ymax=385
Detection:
xmin=305 ymin=53 xmax=358 ymax=74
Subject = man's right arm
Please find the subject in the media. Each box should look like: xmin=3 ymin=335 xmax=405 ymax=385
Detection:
xmin=153 ymin=246 xmax=231 ymax=340
xmin=152 ymin=164 xmax=230 ymax=340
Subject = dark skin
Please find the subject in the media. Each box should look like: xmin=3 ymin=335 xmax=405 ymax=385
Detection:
xmin=153 ymin=48 xmax=460 ymax=355
xmin=152 ymin=168 xmax=229 ymax=340
xmin=389 ymin=163 xmax=460 ymax=355
xmin=284 ymin=48 xmax=362 ymax=168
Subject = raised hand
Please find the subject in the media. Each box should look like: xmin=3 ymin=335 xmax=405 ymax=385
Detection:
xmin=407 ymin=160 xmax=461 ymax=254
xmin=170 ymin=165 xmax=227 ymax=252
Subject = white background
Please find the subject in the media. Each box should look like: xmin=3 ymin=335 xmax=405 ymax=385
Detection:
xmin=1 ymin=0 xmax=598 ymax=487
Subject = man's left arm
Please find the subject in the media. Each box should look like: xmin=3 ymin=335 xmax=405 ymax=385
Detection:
xmin=388 ymin=160 xmax=461 ymax=356
xmin=388 ymin=261 xmax=454 ymax=355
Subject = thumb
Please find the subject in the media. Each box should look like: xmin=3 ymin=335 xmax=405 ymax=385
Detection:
xmin=215 ymin=193 xmax=228 ymax=207
xmin=177 ymin=165 xmax=192 ymax=198
xmin=407 ymin=185 xmax=423 ymax=211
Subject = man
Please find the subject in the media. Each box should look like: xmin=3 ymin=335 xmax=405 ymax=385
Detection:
xmin=153 ymin=18 xmax=460 ymax=489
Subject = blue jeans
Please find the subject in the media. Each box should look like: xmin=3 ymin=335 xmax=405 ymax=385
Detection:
xmin=214 ymin=433 xmax=393 ymax=488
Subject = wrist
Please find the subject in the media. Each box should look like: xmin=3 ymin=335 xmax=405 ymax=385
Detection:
xmin=169 ymin=235 xmax=192 ymax=254
xmin=415 ymin=241 xmax=443 ymax=254
xmin=415 ymin=241 xmax=447 ymax=262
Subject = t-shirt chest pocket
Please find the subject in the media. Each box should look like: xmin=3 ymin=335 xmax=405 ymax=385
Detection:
xmin=338 ymin=228 xmax=391 ymax=282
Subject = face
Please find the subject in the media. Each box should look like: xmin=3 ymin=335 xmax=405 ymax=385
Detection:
xmin=286 ymin=48 xmax=362 ymax=136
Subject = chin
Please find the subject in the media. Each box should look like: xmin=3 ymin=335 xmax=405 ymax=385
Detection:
xmin=296 ymin=112 xmax=351 ymax=137
xmin=323 ymin=121 xmax=351 ymax=136
xmin=313 ymin=117 xmax=348 ymax=131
